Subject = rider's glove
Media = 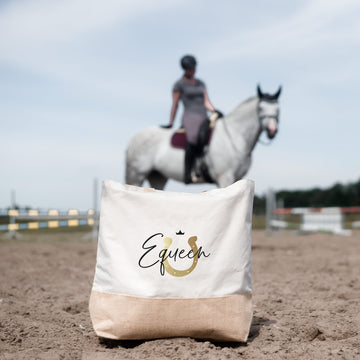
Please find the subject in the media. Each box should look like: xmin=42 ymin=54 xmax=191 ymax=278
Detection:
xmin=214 ymin=109 xmax=224 ymax=118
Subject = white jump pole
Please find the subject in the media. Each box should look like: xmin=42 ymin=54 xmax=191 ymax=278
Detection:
xmin=3 ymin=190 xmax=21 ymax=239
xmin=9 ymin=190 xmax=16 ymax=237
xmin=92 ymin=177 xmax=99 ymax=241
xmin=266 ymin=188 xmax=276 ymax=235
xmin=84 ymin=178 xmax=99 ymax=241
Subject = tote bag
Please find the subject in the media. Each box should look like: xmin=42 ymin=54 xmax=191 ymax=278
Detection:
xmin=89 ymin=179 xmax=254 ymax=342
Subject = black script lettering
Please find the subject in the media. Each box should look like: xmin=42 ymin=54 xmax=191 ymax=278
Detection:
xmin=187 ymin=249 xmax=196 ymax=259
xmin=178 ymin=249 xmax=187 ymax=259
xmin=138 ymin=233 xmax=211 ymax=276
xmin=138 ymin=233 xmax=163 ymax=269
xmin=197 ymin=246 xmax=211 ymax=258
xmin=158 ymin=248 xmax=168 ymax=276
xmin=167 ymin=248 xmax=179 ymax=262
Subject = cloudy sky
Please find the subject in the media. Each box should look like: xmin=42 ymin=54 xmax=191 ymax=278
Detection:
xmin=1 ymin=0 xmax=359 ymax=210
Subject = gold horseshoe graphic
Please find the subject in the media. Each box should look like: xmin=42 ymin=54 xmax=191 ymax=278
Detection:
xmin=163 ymin=236 xmax=198 ymax=277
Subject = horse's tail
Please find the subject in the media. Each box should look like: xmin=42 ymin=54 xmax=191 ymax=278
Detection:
xmin=125 ymin=148 xmax=138 ymax=185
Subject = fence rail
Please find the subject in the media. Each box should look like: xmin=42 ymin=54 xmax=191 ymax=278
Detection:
xmin=269 ymin=206 xmax=359 ymax=236
xmin=0 ymin=208 xmax=98 ymax=232
xmin=272 ymin=207 xmax=360 ymax=215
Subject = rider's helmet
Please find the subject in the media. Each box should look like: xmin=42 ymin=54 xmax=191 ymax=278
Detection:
xmin=180 ymin=55 xmax=197 ymax=70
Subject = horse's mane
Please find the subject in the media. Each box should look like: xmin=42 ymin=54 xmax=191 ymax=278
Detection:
xmin=242 ymin=96 xmax=257 ymax=104
xmin=226 ymin=96 xmax=258 ymax=121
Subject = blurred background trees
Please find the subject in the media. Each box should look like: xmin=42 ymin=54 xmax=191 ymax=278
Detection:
xmin=253 ymin=178 xmax=360 ymax=214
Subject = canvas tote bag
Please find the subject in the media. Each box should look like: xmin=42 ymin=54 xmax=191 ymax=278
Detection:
xmin=89 ymin=179 xmax=254 ymax=342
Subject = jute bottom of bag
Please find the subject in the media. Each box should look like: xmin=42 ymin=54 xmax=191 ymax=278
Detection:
xmin=89 ymin=291 xmax=252 ymax=342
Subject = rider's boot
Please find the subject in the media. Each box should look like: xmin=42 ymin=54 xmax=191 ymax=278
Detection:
xmin=184 ymin=142 xmax=198 ymax=184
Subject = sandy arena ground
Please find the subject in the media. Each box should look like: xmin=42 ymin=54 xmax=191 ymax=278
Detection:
xmin=0 ymin=229 xmax=359 ymax=360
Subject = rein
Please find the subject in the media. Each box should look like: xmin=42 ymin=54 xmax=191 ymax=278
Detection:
xmin=222 ymin=109 xmax=277 ymax=152
xmin=258 ymin=137 xmax=273 ymax=146
xmin=222 ymin=117 xmax=242 ymax=153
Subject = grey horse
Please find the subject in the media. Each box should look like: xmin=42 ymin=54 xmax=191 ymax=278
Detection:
xmin=126 ymin=85 xmax=281 ymax=189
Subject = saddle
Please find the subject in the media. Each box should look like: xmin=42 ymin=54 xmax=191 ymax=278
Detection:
xmin=170 ymin=128 xmax=214 ymax=150
xmin=170 ymin=112 xmax=219 ymax=150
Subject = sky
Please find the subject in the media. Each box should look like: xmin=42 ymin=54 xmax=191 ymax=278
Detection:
xmin=1 ymin=0 xmax=359 ymax=210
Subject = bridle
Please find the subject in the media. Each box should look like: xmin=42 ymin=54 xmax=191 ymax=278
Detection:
xmin=222 ymin=96 xmax=280 ymax=152
xmin=257 ymin=100 xmax=279 ymax=146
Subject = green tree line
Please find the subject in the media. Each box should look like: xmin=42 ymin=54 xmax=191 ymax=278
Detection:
xmin=253 ymin=178 xmax=360 ymax=214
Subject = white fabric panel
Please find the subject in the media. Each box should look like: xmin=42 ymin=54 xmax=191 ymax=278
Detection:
xmin=92 ymin=179 xmax=254 ymax=299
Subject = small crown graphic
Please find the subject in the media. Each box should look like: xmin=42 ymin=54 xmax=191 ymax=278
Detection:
xmin=176 ymin=230 xmax=185 ymax=235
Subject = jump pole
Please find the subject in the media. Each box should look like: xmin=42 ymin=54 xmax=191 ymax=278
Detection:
xmin=84 ymin=178 xmax=99 ymax=241
xmin=3 ymin=190 xmax=22 ymax=239
xmin=266 ymin=188 xmax=276 ymax=235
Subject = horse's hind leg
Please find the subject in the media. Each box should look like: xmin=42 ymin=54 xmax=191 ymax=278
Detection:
xmin=125 ymin=162 xmax=147 ymax=186
xmin=147 ymin=170 xmax=168 ymax=190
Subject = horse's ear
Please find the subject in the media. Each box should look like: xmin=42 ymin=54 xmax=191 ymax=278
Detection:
xmin=274 ymin=86 xmax=282 ymax=99
xmin=257 ymin=84 xmax=263 ymax=98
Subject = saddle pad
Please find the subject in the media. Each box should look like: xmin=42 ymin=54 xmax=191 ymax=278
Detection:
xmin=171 ymin=130 xmax=187 ymax=149
xmin=89 ymin=179 xmax=254 ymax=342
xmin=171 ymin=128 xmax=213 ymax=149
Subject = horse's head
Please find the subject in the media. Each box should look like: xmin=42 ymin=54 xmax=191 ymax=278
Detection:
xmin=257 ymin=85 xmax=281 ymax=139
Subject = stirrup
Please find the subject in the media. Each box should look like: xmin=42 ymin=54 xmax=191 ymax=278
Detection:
xmin=191 ymin=172 xmax=202 ymax=184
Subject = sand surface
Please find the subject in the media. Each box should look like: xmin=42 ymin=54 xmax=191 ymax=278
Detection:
xmin=0 ymin=230 xmax=359 ymax=360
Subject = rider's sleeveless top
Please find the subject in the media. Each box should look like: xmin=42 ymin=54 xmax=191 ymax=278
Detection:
xmin=173 ymin=78 xmax=207 ymax=144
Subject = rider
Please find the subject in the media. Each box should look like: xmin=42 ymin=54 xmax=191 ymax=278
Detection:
xmin=162 ymin=55 xmax=220 ymax=184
